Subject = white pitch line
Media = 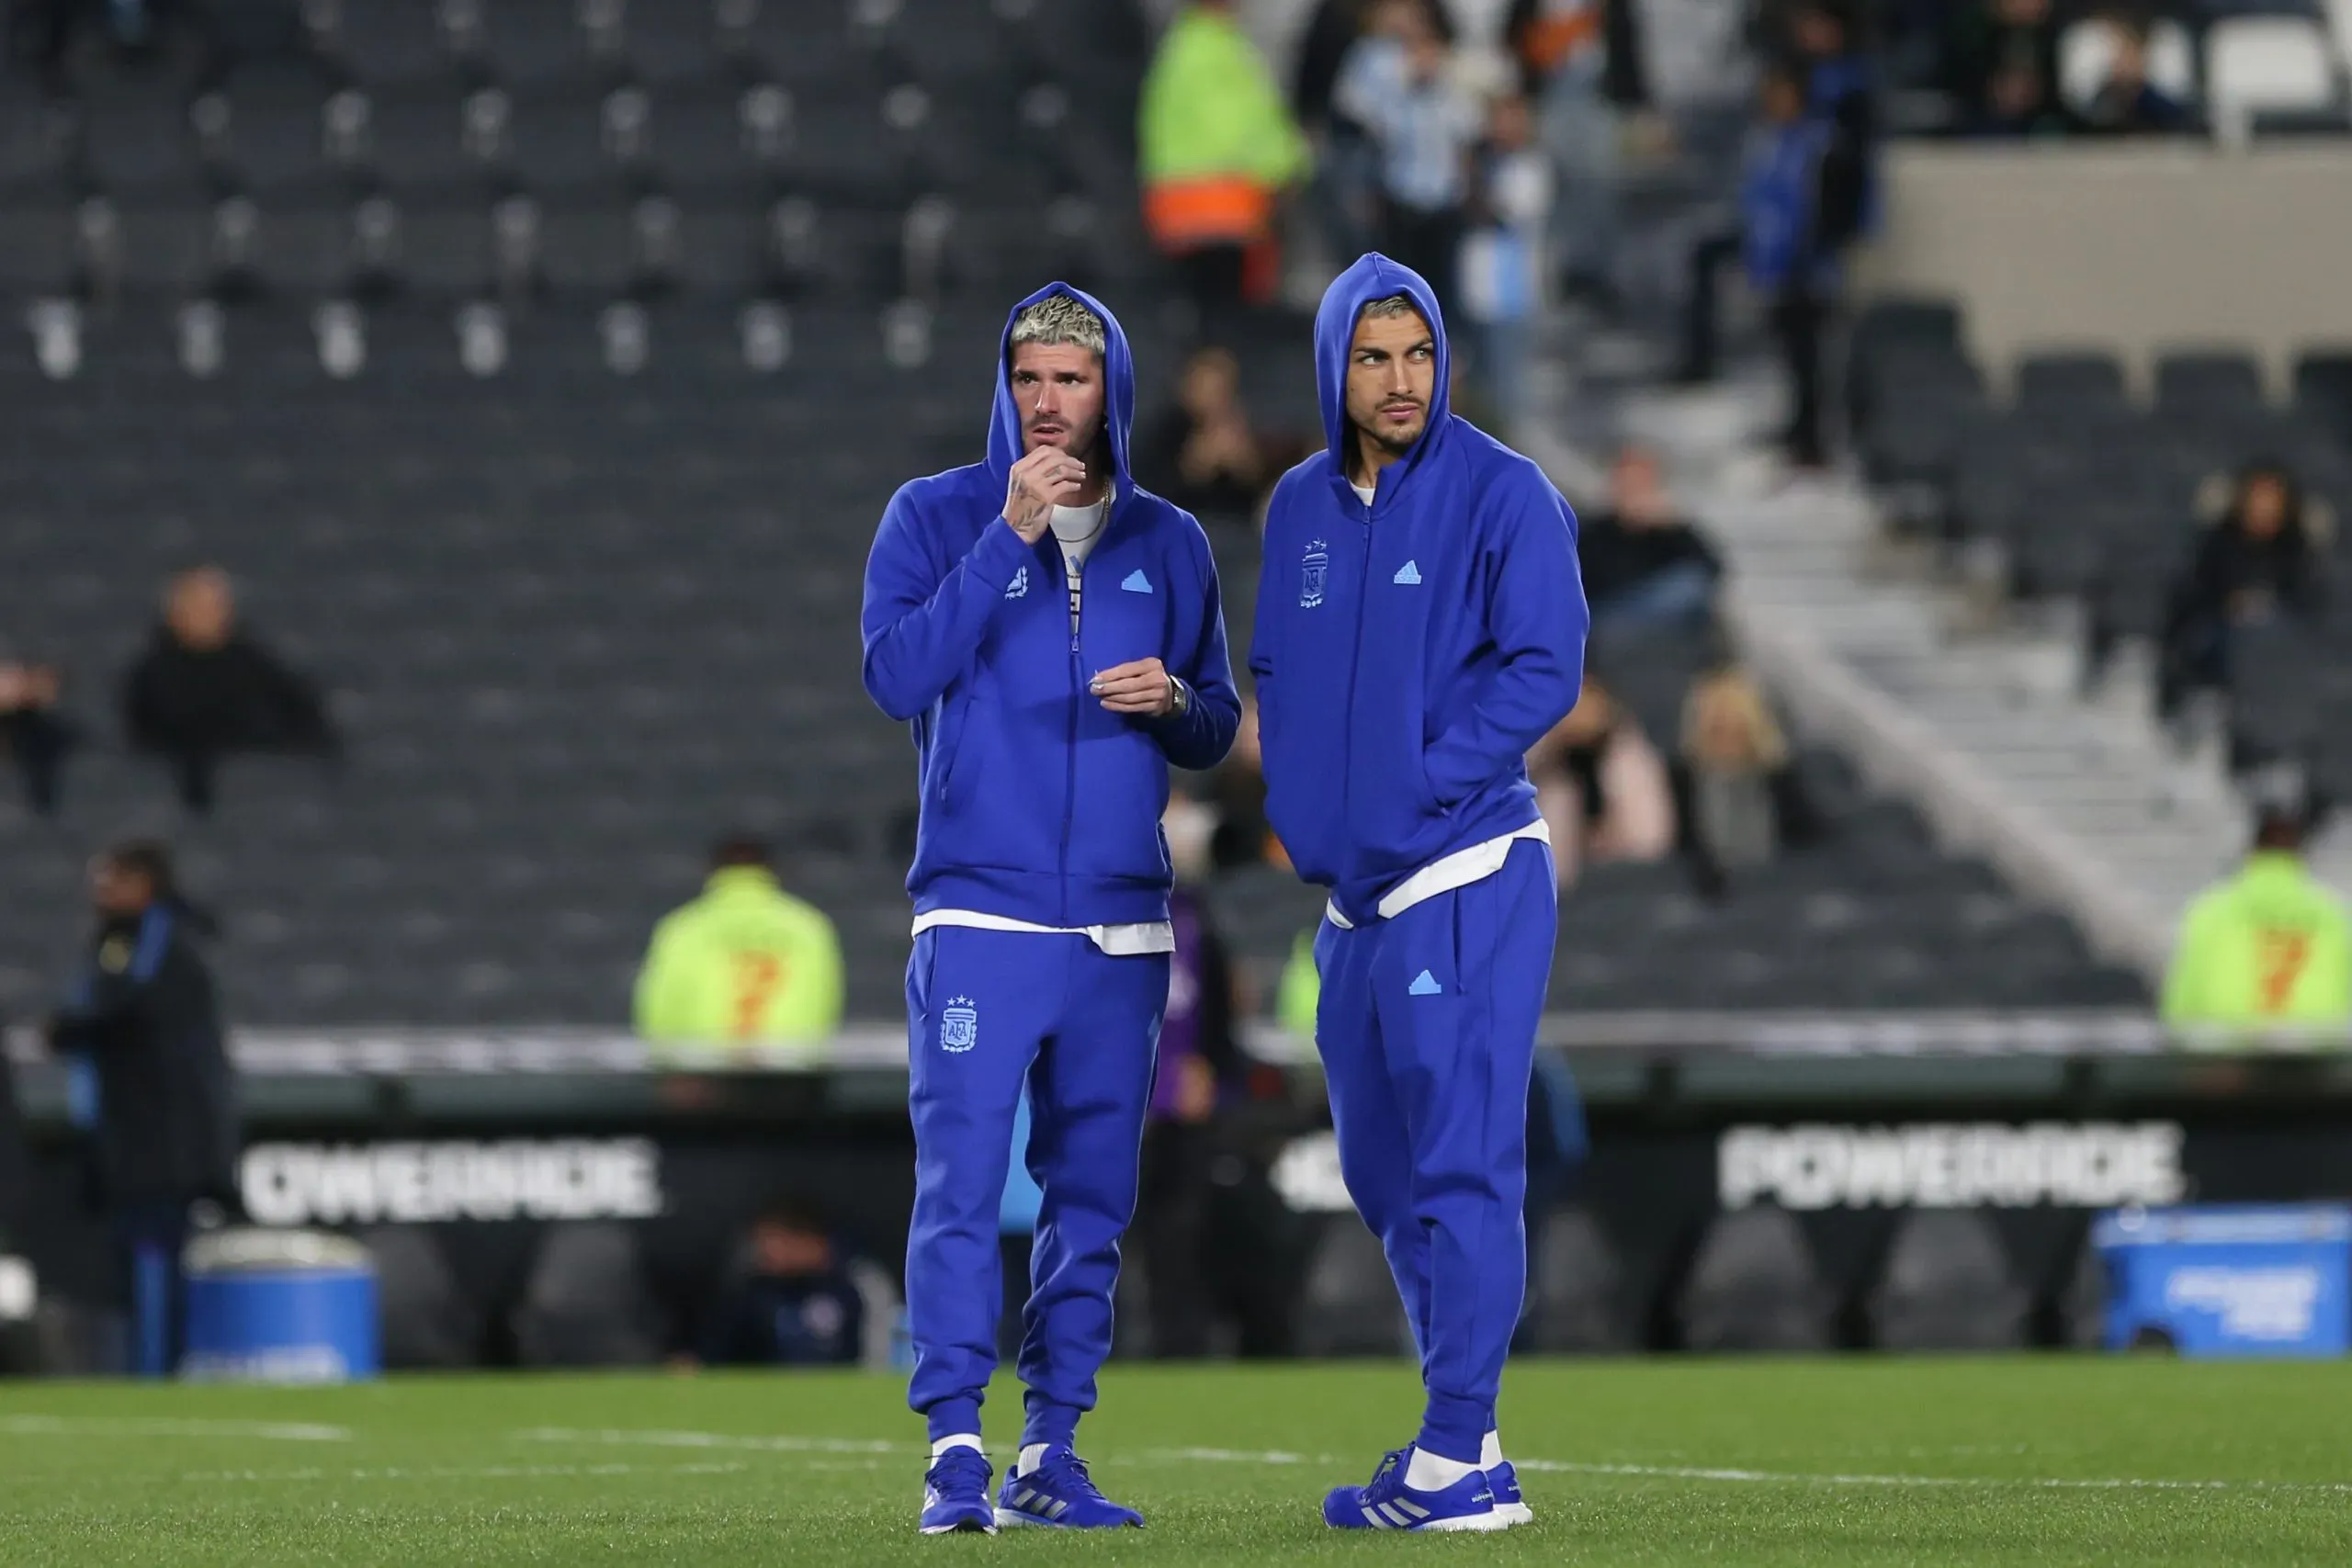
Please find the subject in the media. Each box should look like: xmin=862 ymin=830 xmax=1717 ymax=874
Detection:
xmin=182 ymin=1462 xmax=747 ymax=1484
xmin=503 ymin=1428 xmax=2352 ymax=1497
xmin=0 ymin=1415 xmax=351 ymax=1443
xmin=514 ymin=1426 xmax=902 ymax=1457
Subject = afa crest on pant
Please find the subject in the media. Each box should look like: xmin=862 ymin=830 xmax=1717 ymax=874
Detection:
xmin=940 ymin=997 xmax=978 ymax=1053
xmin=1300 ymin=540 xmax=1329 ymax=609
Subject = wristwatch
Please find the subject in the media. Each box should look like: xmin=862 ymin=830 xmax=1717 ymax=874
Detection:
xmin=1167 ymin=675 xmax=1191 ymax=717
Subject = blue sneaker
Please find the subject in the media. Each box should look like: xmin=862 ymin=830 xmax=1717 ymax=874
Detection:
xmin=919 ymin=1448 xmax=997 ymax=1535
xmin=994 ymin=1445 xmax=1144 ymax=1529
xmin=1322 ymin=1448 xmax=1508 ymax=1533
xmin=1488 ymin=1460 xmax=1534 ymax=1526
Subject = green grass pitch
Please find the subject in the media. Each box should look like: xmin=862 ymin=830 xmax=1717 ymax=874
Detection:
xmin=2 ymin=1359 xmax=2347 ymax=1565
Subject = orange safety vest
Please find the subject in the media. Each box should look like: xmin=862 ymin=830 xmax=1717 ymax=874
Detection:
xmin=1143 ymin=175 xmax=1275 ymax=253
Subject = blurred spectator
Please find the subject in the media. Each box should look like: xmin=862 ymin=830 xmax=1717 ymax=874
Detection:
xmin=2163 ymin=790 xmax=2351 ymax=1029
xmin=1679 ymin=666 xmax=1792 ymax=873
xmin=2075 ymin=15 xmax=2188 ymax=136
xmin=1528 ymin=678 xmax=1676 ymax=889
xmin=1336 ymin=0 xmax=1483 ymax=321
xmin=1139 ymin=345 xmax=1281 ymax=520
xmin=1140 ymin=0 xmax=1312 ymax=312
xmin=1577 ymin=445 xmax=1723 ymax=632
xmin=1948 ymin=0 xmax=2068 ymax=137
xmin=2158 ymin=461 xmax=2326 ymax=723
xmin=1203 ymin=699 xmax=1284 ymax=872
xmin=1506 ymin=0 xmax=1650 ymax=306
xmin=633 ymin=835 xmax=845 ymax=1056
xmin=0 ymin=658 xmax=75 ymax=815
xmin=1293 ymin=0 xmax=1382 ymax=261
xmin=697 ymin=1196 xmax=877 ymax=1368
xmin=1459 ymin=92 xmax=1552 ymax=427
xmin=122 ymin=566 xmax=336 ymax=813
xmin=47 ymin=840 xmax=237 ymax=1378
xmin=1136 ymin=879 xmax=1288 ymax=1357
xmin=1743 ymin=62 xmax=1838 ymax=468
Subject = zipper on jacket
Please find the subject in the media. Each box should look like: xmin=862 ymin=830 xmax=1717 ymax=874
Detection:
xmin=1059 ymin=536 xmax=1081 ymax=928
xmin=1338 ymin=487 xmax=1374 ymax=881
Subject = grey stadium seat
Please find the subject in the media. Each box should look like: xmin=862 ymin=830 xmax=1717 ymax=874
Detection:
xmin=357 ymin=1225 xmax=482 ymax=1369
xmin=1677 ymin=1206 xmax=1836 ymax=1352
xmin=1867 ymin=1210 xmax=2032 ymax=1350
xmin=1522 ymin=1206 xmax=1630 ymax=1353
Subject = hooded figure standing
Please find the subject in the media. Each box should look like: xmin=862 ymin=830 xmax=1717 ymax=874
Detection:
xmin=1252 ymin=255 xmax=1585 ymax=1531
xmin=861 ymin=285 xmax=1241 ymax=1535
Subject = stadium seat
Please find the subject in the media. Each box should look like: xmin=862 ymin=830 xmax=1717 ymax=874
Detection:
xmin=1866 ymin=1210 xmax=2032 ymax=1350
xmin=324 ymin=0 xmax=471 ymax=90
xmin=480 ymin=0 xmax=610 ymax=89
xmin=1522 ymin=1206 xmax=1629 ymax=1353
xmin=620 ymin=0 xmax=731 ymax=87
xmin=2204 ymin=17 xmax=2345 ymax=138
xmin=1295 ymin=1219 xmax=1413 ymax=1359
xmin=359 ymin=1224 xmax=483 ymax=1369
xmin=1677 ymin=1206 xmax=1835 ymax=1352
xmin=2154 ymin=350 xmax=2267 ymax=419
xmin=81 ymin=88 xmax=208 ymax=197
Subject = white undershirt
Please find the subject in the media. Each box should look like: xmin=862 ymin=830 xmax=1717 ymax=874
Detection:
xmin=1351 ymin=480 xmax=1375 ymax=506
xmin=1324 ymin=820 xmax=1553 ymax=930
xmin=920 ymin=489 xmax=1173 ymax=956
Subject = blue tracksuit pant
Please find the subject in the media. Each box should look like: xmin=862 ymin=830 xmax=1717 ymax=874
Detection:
xmin=903 ymin=925 xmax=1168 ymax=1448
xmin=1312 ymin=839 xmax=1556 ymax=1464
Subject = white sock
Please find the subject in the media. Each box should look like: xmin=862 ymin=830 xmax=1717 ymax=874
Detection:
xmin=1481 ymin=1431 xmax=1503 ymax=1468
xmin=1404 ymin=1447 xmax=1481 ymax=1492
xmin=1017 ymin=1442 xmax=1049 ymax=1476
xmin=931 ymin=1434 xmax=982 ymax=1459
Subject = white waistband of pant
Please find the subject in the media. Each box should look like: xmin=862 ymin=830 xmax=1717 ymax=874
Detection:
xmin=911 ymin=908 xmax=1175 ymax=956
xmin=1323 ymin=820 xmax=1552 ymax=931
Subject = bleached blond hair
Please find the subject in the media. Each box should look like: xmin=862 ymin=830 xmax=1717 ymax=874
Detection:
xmin=1009 ymin=294 xmax=1106 ymax=359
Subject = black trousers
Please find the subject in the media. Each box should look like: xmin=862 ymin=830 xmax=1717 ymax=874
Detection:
xmin=1173 ymin=244 xmax=1249 ymax=319
xmin=1677 ymin=229 xmax=1742 ymax=383
xmin=1 ymin=709 xmax=73 ymax=814
xmin=1378 ymin=202 xmax=1464 ymax=330
xmin=1771 ymin=292 xmax=1829 ymax=468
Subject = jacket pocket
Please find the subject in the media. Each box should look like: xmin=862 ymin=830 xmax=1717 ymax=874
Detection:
xmin=930 ymin=692 xmax=973 ymax=816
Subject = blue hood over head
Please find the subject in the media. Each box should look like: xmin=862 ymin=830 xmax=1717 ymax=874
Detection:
xmin=986 ymin=281 xmax=1139 ymax=521
xmin=1313 ymin=253 xmax=1452 ymax=491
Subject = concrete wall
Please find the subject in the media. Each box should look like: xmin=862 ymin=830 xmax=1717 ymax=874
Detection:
xmin=1857 ymin=143 xmax=2352 ymax=400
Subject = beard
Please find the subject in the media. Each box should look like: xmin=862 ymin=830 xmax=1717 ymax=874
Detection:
xmin=1027 ymin=417 xmax=1102 ymax=469
xmin=1354 ymin=411 xmax=1426 ymax=457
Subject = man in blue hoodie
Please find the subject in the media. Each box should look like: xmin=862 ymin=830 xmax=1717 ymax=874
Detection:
xmin=1252 ymin=254 xmax=1585 ymax=1532
xmin=862 ymin=284 xmax=1240 ymax=1535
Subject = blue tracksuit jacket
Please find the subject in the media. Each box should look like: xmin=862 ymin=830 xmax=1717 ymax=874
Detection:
xmin=1250 ymin=254 xmax=1587 ymax=923
xmin=861 ymin=282 xmax=1242 ymax=927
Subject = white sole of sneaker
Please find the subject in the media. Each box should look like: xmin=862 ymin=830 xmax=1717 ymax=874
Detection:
xmin=1496 ymin=1504 xmax=1535 ymax=1527
xmin=994 ymin=1507 xmax=1139 ymax=1530
xmin=1410 ymin=1511 xmax=1517 ymax=1534
xmin=919 ymin=1521 xmax=996 ymax=1536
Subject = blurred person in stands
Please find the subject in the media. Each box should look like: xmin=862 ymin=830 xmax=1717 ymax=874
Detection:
xmin=1742 ymin=60 xmax=1847 ymax=470
xmin=1140 ymin=0 xmax=1312 ymax=313
xmin=2075 ymin=14 xmax=2188 ymax=135
xmin=1506 ymin=0 xmax=1652 ymax=309
xmin=860 ymin=285 xmax=1239 ymax=1532
xmin=121 ymin=565 xmax=337 ymax=814
xmin=1458 ymin=92 xmax=1552 ymax=429
xmin=1134 ymin=827 xmax=1285 ymax=1358
xmin=1138 ymin=345 xmax=1279 ymax=521
xmin=632 ymin=834 xmax=845 ymax=1057
xmin=697 ymin=1196 xmax=880 ymax=1368
xmin=46 ymin=840 xmax=236 ymax=1378
xmin=1528 ymin=677 xmax=1674 ymax=890
xmin=1949 ymin=0 xmax=2069 ymax=136
xmin=1335 ymin=0 xmax=1483 ymax=324
xmin=1204 ymin=697 xmax=1284 ymax=872
xmin=1 ymin=656 xmax=75 ymax=815
xmin=1679 ymin=665 xmax=1792 ymax=874
xmin=2158 ymin=459 xmax=2326 ymax=725
xmin=2163 ymin=784 xmax=2350 ymax=1029
xmin=1293 ymin=0 xmax=1383 ymax=261
xmin=1577 ymin=444 xmax=1723 ymax=632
